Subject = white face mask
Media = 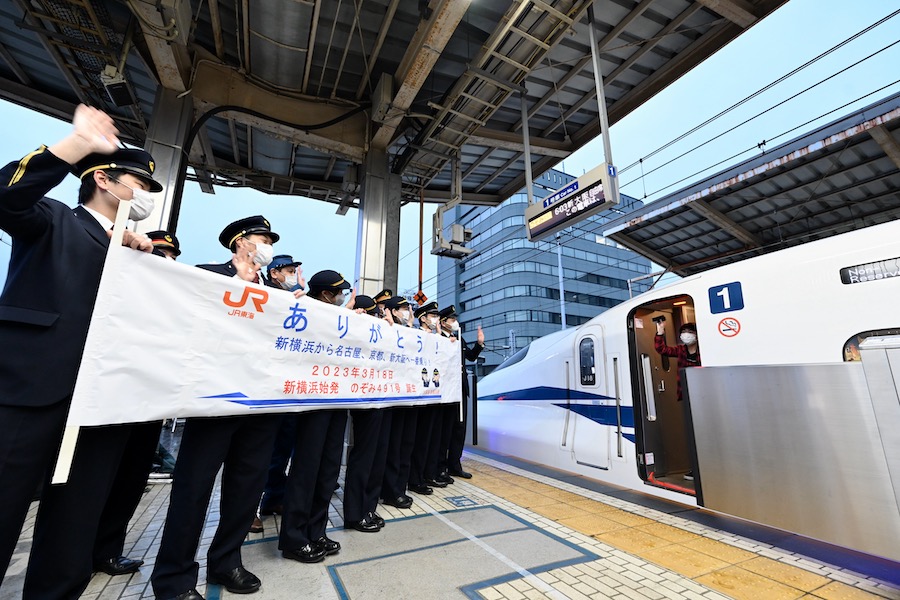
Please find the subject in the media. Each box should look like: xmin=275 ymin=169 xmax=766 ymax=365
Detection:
xmin=108 ymin=180 xmax=156 ymax=221
xmin=332 ymin=290 xmax=348 ymax=306
xmin=680 ymin=332 xmax=697 ymax=345
xmin=399 ymin=309 xmax=410 ymax=321
xmin=251 ymin=242 xmax=274 ymax=267
xmin=282 ymin=272 xmax=299 ymax=290
xmin=450 ymin=322 xmax=460 ymax=332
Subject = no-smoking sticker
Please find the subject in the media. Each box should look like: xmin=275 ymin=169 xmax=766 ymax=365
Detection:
xmin=718 ymin=317 xmax=741 ymax=337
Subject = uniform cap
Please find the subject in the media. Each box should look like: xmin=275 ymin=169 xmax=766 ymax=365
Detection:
xmin=383 ymin=295 xmax=409 ymax=310
xmin=269 ymin=254 xmax=301 ymax=270
xmin=146 ymin=230 xmax=180 ymax=256
xmin=74 ymin=148 xmax=163 ymax=192
xmin=354 ymin=295 xmax=377 ymax=314
xmin=374 ymin=289 xmax=393 ymax=303
xmin=218 ymin=215 xmax=280 ymax=249
xmin=414 ymin=301 xmax=440 ymax=319
xmin=308 ymin=269 xmax=351 ymax=293
xmin=439 ymin=305 xmax=457 ymax=320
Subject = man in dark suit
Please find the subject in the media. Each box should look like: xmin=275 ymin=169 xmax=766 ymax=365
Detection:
xmin=91 ymin=230 xmax=182 ymax=578
xmin=439 ymin=305 xmax=484 ymax=479
xmin=151 ymin=217 xmax=283 ymax=600
xmin=0 ymin=105 xmax=160 ymax=598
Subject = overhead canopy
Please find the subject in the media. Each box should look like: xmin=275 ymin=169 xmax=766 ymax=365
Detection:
xmin=603 ymin=92 xmax=900 ymax=276
xmin=0 ymin=0 xmax=785 ymax=209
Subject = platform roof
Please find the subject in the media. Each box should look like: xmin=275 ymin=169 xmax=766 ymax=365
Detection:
xmin=602 ymin=92 xmax=900 ymax=276
xmin=0 ymin=0 xmax=785 ymax=211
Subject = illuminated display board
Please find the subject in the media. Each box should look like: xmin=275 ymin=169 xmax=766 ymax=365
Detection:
xmin=524 ymin=163 xmax=618 ymax=242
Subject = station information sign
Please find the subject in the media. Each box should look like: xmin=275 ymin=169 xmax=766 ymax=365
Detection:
xmin=524 ymin=162 xmax=618 ymax=242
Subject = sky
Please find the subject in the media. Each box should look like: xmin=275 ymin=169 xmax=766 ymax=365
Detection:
xmin=1 ymin=0 xmax=898 ymax=292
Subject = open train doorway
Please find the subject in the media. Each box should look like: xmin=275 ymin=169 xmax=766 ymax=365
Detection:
xmin=628 ymin=295 xmax=697 ymax=495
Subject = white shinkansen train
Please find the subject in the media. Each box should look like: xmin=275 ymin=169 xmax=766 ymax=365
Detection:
xmin=475 ymin=216 xmax=900 ymax=509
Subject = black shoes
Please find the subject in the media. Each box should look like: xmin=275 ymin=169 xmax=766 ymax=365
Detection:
xmin=94 ymin=555 xmax=144 ymax=575
xmin=368 ymin=511 xmax=385 ymax=528
xmin=424 ymin=478 xmax=448 ymax=488
xmin=259 ymin=503 xmax=283 ymax=516
xmin=314 ymin=535 xmax=341 ymax=556
xmin=249 ymin=516 xmax=264 ymax=533
xmin=408 ymin=483 xmax=433 ymax=495
xmin=382 ymin=494 xmax=413 ymax=509
xmin=169 ymin=590 xmax=204 ymax=600
xmin=207 ymin=565 xmax=261 ymax=594
xmin=449 ymin=467 xmax=472 ymax=479
xmin=344 ymin=513 xmax=381 ymax=532
xmin=283 ymin=543 xmax=326 ymax=563
xmin=435 ymin=472 xmax=455 ymax=485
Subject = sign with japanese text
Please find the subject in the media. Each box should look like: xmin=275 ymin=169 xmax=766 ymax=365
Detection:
xmin=64 ymin=247 xmax=462 ymax=428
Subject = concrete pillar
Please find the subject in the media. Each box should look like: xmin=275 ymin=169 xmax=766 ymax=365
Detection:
xmin=355 ymin=147 xmax=401 ymax=296
xmin=136 ymin=87 xmax=193 ymax=234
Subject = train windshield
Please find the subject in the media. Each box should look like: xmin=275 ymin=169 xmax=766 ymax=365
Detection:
xmin=493 ymin=345 xmax=530 ymax=371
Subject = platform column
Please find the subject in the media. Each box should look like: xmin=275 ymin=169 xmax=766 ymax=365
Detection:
xmin=355 ymin=146 xmax=401 ymax=296
xmin=136 ymin=87 xmax=193 ymax=234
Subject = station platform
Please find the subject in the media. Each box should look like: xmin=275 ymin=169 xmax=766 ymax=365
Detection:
xmin=4 ymin=450 xmax=899 ymax=600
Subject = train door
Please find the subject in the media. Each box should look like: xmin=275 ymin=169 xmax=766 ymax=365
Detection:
xmin=628 ymin=295 xmax=696 ymax=494
xmin=570 ymin=326 xmax=610 ymax=470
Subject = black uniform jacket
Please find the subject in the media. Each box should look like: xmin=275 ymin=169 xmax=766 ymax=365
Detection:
xmin=0 ymin=147 xmax=111 ymax=408
xmin=196 ymin=261 xmax=278 ymax=288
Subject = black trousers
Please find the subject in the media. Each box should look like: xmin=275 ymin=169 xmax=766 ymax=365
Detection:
xmin=280 ymin=410 xmax=347 ymax=550
xmin=24 ymin=423 xmax=135 ymax=599
xmin=151 ymin=415 xmax=280 ymax=599
xmin=447 ymin=397 xmax=468 ymax=471
xmin=426 ymin=404 xmax=455 ymax=479
xmin=409 ymin=405 xmax=438 ymax=486
xmin=260 ymin=414 xmax=297 ymax=512
xmin=0 ymin=402 xmax=69 ymax=583
xmin=93 ymin=420 xmax=162 ymax=563
xmin=343 ymin=409 xmax=383 ymax=522
xmin=381 ymin=408 xmax=416 ymax=499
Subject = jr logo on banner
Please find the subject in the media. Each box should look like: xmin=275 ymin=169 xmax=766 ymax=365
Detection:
xmin=65 ymin=247 xmax=462 ymax=429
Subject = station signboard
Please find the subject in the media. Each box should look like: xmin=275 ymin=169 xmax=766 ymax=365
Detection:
xmin=524 ymin=162 xmax=618 ymax=242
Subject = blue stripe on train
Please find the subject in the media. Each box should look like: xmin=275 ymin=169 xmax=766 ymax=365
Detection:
xmin=478 ymin=386 xmax=636 ymax=438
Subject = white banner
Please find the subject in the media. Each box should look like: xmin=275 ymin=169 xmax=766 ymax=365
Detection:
xmin=64 ymin=246 xmax=461 ymax=429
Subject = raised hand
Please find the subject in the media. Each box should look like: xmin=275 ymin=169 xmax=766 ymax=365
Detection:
xmin=49 ymin=105 xmax=120 ymax=165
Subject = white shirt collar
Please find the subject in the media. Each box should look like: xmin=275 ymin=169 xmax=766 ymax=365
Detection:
xmin=81 ymin=204 xmax=115 ymax=231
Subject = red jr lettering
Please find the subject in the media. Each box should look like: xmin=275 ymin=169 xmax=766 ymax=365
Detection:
xmin=223 ymin=287 xmax=270 ymax=313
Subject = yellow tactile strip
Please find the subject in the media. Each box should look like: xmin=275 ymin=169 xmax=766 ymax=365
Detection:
xmin=463 ymin=458 xmax=900 ymax=600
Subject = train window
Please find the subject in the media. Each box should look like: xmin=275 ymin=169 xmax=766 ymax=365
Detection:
xmin=579 ymin=338 xmax=596 ymax=386
xmin=843 ymin=328 xmax=900 ymax=361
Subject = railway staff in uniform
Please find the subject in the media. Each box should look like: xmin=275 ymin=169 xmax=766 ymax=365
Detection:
xmin=440 ymin=306 xmax=484 ymax=479
xmin=151 ymin=216 xmax=284 ymax=600
xmin=379 ymin=296 xmax=418 ymax=507
xmin=343 ymin=295 xmax=389 ymax=533
xmin=654 ymin=319 xmax=701 ymax=480
xmin=279 ymin=270 xmax=351 ymax=564
xmin=91 ymin=230 xmax=182 ymax=578
xmin=415 ymin=302 xmax=455 ymax=488
xmin=0 ymin=105 xmax=161 ymax=598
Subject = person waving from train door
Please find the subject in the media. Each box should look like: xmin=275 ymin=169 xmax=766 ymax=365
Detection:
xmin=654 ymin=319 xmax=701 ymax=480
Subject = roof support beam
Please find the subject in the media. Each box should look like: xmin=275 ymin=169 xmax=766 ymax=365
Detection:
xmin=208 ymin=0 xmax=225 ymax=59
xmin=371 ymin=0 xmax=472 ymax=149
xmin=355 ymin=0 xmax=400 ymax=99
xmin=608 ymin=234 xmax=681 ymax=274
xmin=468 ymin=128 xmax=572 ymax=158
xmin=689 ymin=198 xmax=762 ymax=247
xmin=868 ymin=125 xmax=900 ymax=171
xmin=127 ymin=0 xmax=191 ymax=91
xmin=694 ymin=0 xmax=758 ymax=28
xmin=0 ymin=40 xmax=31 ymax=85
xmin=191 ymin=61 xmax=367 ymax=162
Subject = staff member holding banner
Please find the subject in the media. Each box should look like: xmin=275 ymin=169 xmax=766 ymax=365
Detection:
xmin=440 ymin=305 xmax=484 ymax=479
xmin=0 ymin=105 xmax=159 ymax=598
xmin=280 ymin=270 xmax=352 ymax=563
xmin=151 ymin=216 xmax=283 ymax=600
